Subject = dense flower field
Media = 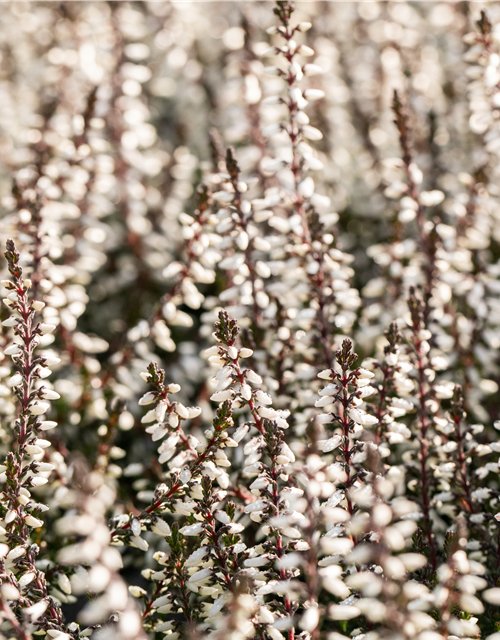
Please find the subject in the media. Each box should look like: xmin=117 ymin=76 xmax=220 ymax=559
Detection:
xmin=1 ymin=1 xmax=500 ymax=639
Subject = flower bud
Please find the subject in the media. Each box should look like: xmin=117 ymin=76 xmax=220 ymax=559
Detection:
xmin=25 ymin=515 xmax=43 ymax=528
xmin=39 ymin=421 xmax=57 ymax=431
xmin=7 ymin=374 xmax=22 ymax=386
xmin=30 ymin=402 xmax=50 ymax=415
xmin=40 ymin=389 xmax=60 ymax=400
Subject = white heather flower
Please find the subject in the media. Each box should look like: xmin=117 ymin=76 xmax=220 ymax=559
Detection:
xmin=2 ymin=316 xmax=18 ymax=327
xmin=24 ymin=600 xmax=48 ymax=621
xmin=210 ymin=390 xmax=234 ymax=402
xmin=299 ymin=605 xmax=320 ymax=632
xmin=484 ymin=588 xmax=500 ymax=605
xmin=7 ymin=373 xmax=22 ymax=386
xmin=357 ymin=368 xmax=375 ymax=379
xmin=175 ymin=403 xmax=190 ymax=419
xmin=349 ymin=409 xmax=378 ymax=426
xmin=18 ymin=572 xmax=36 ymax=588
xmin=130 ymin=536 xmax=148 ymax=551
xmin=245 ymin=370 xmax=262 ymax=384
xmin=471 ymin=488 xmax=490 ymax=501
xmin=240 ymin=384 xmax=252 ymax=401
xmin=139 ymin=392 xmax=156 ymax=406
xmin=188 ymin=568 xmax=212 ymax=584
xmin=30 ymin=402 xmax=50 ymax=415
xmin=180 ymin=522 xmax=204 ymax=536
xmin=141 ymin=409 xmax=157 ymax=423
xmin=129 ymin=586 xmax=147 ymax=598
xmin=25 ymin=514 xmax=43 ymax=528
xmin=4 ymin=345 xmax=21 ymax=356
xmin=39 ymin=421 xmax=57 ymax=431
xmin=185 ymin=547 xmax=208 ymax=567
xmin=323 ymin=435 xmax=342 ymax=452
xmin=1 ymin=583 xmax=19 ymax=599
xmin=40 ymin=388 xmax=60 ymax=400
xmin=39 ymin=323 xmax=56 ymax=335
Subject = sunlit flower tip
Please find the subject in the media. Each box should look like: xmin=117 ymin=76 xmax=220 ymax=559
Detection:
xmin=40 ymin=389 xmax=60 ymax=400
xmin=180 ymin=522 xmax=204 ymax=536
xmin=210 ymin=390 xmax=234 ymax=402
xmin=129 ymin=586 xmax=147 ymax=598
xmin=1 ymin=583 xmax=19 ymax=599
xmin=1 ymin=316 xmax=18 ymax=327
xmin=175 ymin=403 xmax=189 ymax=419
xmin=38 ymin=462 xmax=55 ymax=471
xmin=39 ymin=323 xmax=56 ymax=335
xmin=32 ymin=301 xmax=45 ymax=311
xmin=357 ymin=368 xmax=375 ymax=379
xmin=139 ymin=371 xmax=151 ymax=382
xmin=25 ymin=515 xmax=43 ymax=528
xmin=302 ymin=125 xmax=323 ymax=141
xmin=139 ymin=392 xmax=156 ymax=406
xmin=7 ymin=373 xmax=22 ymax=386
xmin=30 ymin=402 xmax=50 ymax=415
xmin=0 ymin=280 xmax=12 ymax=288
xmin=299 ymin=606 xmax=320 ymax=632
xmin=239 ymin=348 xmax=253 ymax=358
xmin=349 ymin=409 xmax=378 ymax=425
xmin=43 ymin=355 xmax=60 ymax=366
xmin=227 ymin=345 xmax=238 ymax=359
xmin=187 ymin=406 xmax=202 ymax=419
xmin=484 ymin=588 xmax=500 ymax=605
xmin=131 ymin=536 xmax=149 ymax=551
xmin=56 ymin=574 xmax=72 ymax=596
xmin=317 ymin=414 xmax=333 ymax=424
xmin=30 ymin=476 xmax=48 ymax=486
xmin=38 ymin=367 xmax=51 ymax=378
xmin=214 ymin=510 xmax=231 ymax=524
xmin=166 ymin=383 xmax=181 ymax=394
xmin=22 ymin=279 xmax=32 ymax=289
xmin=25 ymin=444 xmax=43 ymax=455
xmin=4 ymin=345 xmax=21 ymax=356
xmin=245 ymin=370 xmax=262 ymax=384
xmin=240 ymin=384 xmax=252 ymax=401
xmin=304 ymin=89 xmax=325 ymax=101
xmin=24 ymin=600 xmax=48 ymax=621
xmin=39 ymin=421 xmax=57 ymax=431
xmin=318 ymin=369 xmax=333 ymax=380
xmin=298 ymin=44 xmax=314 ymax=56
xmin=141 ymin=409 xmax=157 ymax=423
xmin=152 ymin=518 xmax=171 ymax=536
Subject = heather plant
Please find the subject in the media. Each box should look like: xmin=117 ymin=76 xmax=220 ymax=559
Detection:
xmin=2 ymin=2 xmax=500 ymax=640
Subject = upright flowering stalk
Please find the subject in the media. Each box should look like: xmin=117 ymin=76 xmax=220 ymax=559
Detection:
xmin=405 ymin=289 xmax=438 ymax=571
xmin=0 ymin=239 xmax=62 ymax=635
xmin=260 ymin=0 xmax=359 ymax=384
xmin=316 ymin=339 xmax=377 ymax=522
xmin=56 ymin=459 xmax=147 ymax=640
